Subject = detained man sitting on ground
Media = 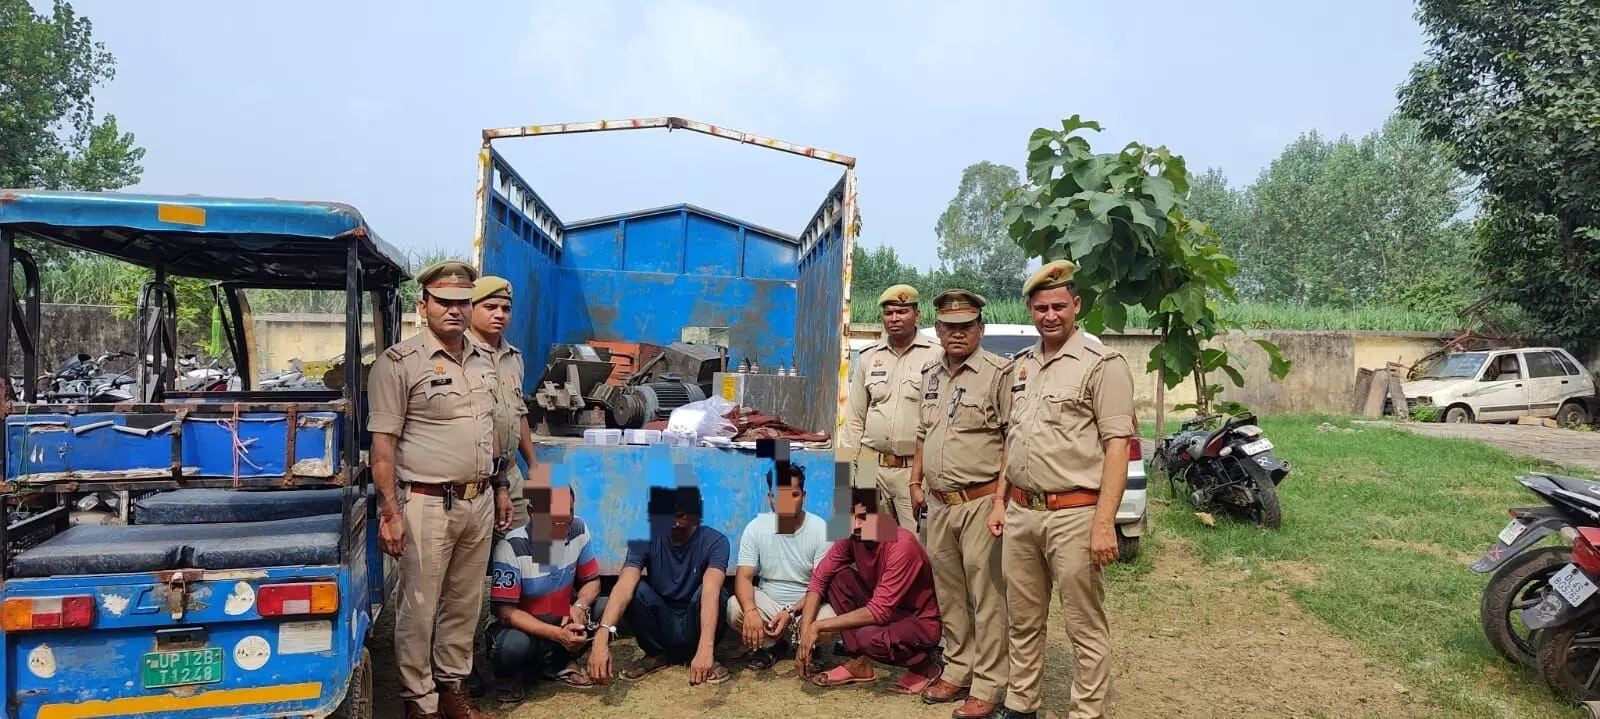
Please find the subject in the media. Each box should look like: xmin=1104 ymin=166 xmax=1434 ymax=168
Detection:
xmin=485 ymin=485 xmax=603 ymax=703
xmin=589 ymin=486 xmax=733 ymax=686
xmin=728 ymin=463 xmax=835 ymax=671
xmin=795 ymin=490 xmax=944 ymax=694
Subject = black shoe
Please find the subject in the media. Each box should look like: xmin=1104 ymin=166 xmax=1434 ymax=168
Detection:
xmin=465 ymin=669 xmax=486 ymax=698
xmin=991 ymin=708 xmax=1036 ymax=719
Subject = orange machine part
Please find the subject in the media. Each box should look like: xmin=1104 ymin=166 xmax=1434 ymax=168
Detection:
xmin=587 ymin=341 xmax=665 ymax=385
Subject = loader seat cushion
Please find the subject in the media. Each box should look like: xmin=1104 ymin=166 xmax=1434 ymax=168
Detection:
xmin=134 ymin=488 xmax=346 ymax=524
xmin=11 ymin=513 xmax=341 ymax=577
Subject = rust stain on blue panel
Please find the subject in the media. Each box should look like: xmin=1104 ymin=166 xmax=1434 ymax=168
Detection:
xmin=795 ymin=183 xmax=847 ymax=435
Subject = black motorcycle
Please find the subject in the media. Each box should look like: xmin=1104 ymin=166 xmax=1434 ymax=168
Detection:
xmin=1156 ymin=413 xmax=1291 ymax=528
xmin=1472 ymin=473 xmax=1600 ymax=666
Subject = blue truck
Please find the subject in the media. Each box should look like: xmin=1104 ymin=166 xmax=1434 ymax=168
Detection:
xmin=472 ymin=117 xmax=860 ymax=572
xmin=0 ymin=191 xmax=404 ymax=719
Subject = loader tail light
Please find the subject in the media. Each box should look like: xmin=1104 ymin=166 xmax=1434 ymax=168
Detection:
xmin=2 ymin=595 xmax=95 ymax=631
xmin=258 ymin=582 xmax=338 ymax=617
xmin=1574 ymin=528 xmax=1600 ymax=575
xmin=1128 ymin=439 xmax=1142 ymax=462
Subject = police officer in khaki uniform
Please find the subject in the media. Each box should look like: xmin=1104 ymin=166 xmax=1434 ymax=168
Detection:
xmin=468 ymin=276 xmax=532 ymax=531
xmin=996 ymin=260 xmax=1136 ymax=719
xmin=465 ymin=275 xmax=533 ymax=696
xmin=844 ymin=284 xmax=940 ymax=532
xmin=369 ymin=260 xmax=511 ymax=719
xmin=911 ymin=289 xmax=1011 ymax=719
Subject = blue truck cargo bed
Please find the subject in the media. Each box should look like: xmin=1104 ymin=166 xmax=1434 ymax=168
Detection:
xmin=474 ymin=122 xmax=858 ymax=573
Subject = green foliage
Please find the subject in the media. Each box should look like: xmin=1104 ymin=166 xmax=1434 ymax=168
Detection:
xmin=1410 ymin=404 xmax=1438 ymax=423
xmin=1187 ymin=116 xmax=1479 ymax=312
xmin=934 ymin=161 xmax=1027 ymax=300
xmin=852 ymin=297 xmax=1467 ymax=333
xmin=1001 ymin=116 xmax=1290 ymax=414
xmin=0 ymin=0 xmax=145 ymax=269
xmin=1400 ymin=0 xmax=1600 ymax=347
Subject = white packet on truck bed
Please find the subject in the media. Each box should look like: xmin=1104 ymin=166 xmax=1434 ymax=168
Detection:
xmin=665 ymin=397 xmax=737 ymax=441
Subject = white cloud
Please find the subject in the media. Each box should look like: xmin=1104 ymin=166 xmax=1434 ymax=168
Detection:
xmin=519 ymin=0 xmax=839 ymax=122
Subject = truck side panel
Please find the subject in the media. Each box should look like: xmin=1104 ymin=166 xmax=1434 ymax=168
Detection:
xmin=794 ymin=174 xmax=854 ymax=437
xmin=478 ymin=148 xmax=562 ymax=395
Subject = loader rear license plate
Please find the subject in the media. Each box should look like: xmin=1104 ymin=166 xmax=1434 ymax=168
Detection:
xmin=142 ymin=647 xmax=223 ymax=689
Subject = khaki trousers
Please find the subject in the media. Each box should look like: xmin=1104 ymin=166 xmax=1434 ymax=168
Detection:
xmin=1002 ymin=504 xmax=1110 ymax=718
xmin=926 ymin=495 xmax=1008 ymax=703
xmin=395 ymin=485 xmax=493 ymax=713
xmin=852 ymin=450 xmax=918 ymax=532
xmin=726 ymin=588 xmax=836 ymax=648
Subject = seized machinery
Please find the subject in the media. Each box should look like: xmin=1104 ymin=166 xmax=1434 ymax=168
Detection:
xmin=530 ymin=342 xmax=724 ymax=436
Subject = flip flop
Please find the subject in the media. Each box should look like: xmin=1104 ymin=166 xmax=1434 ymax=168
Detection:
xmin=547 ymin=664 xmax=598 ymax=690
xmin=621 ymin=656 xmax=671 ymax=682
xmin=889 ymin=663 xmax=943 ymax=695
xmin=746 ymin=646 xmax=781 ymax=671
xmin=703 ymin=663 xmax=732 ymax=686
xmin=808 ymin=664 xmax=875 ymax=688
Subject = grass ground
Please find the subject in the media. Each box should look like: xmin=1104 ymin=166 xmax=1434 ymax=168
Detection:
xmin=850 ymin=298 xmax=1463 ymax=333
xmin=1143 ymin=415 xmax=1588 ymax=718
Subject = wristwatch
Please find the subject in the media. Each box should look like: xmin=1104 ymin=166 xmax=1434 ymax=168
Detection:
xmin=490 ymin=477 xmax=511 ymax=491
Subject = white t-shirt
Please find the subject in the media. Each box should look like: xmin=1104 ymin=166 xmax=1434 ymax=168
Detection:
xmin=736 ymin=511 xmax=831 ymax=606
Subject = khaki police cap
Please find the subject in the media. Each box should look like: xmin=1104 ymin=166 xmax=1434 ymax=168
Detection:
xmin=1023 ymin=260 xmax=1078 ymax=297
xmin=416 ymin=260 xmax=478 ymax=301
xmin=878 ymin=284 xmax=920 ymax=307
xmin=932 ymin=288 xmax=986 ymax=323
xmin=472 ymin=276 xmax=512 ymax=304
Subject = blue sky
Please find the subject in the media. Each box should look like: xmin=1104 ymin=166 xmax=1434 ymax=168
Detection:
xmin=68 ymin=0 xmax=1426 ymax=271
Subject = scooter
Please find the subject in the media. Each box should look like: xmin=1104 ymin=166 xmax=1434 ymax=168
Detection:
xmin=1473 ymin=473 xmax=1600 ymax=665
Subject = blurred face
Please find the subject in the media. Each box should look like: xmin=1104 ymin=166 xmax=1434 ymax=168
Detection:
xmin=850 ymin=503 xmax=893 ymax=544
xmin=1029 ymin=286 xmax=1080 ymax=346
xmin=934 ymin=319 xmax=983 ymax=362
xmin=881 ymin=304 xmax=919 ymax=342
xmin=420 ymin=293 xmax=471 ymax=340
xmin=771 ymin=484 xmax=804 ymax=518
xmin=671 ymin=510 xmax=700 ymax=544
xmin=530 ymin=488 xmax=575 ymax=541
xmin=471 ymin=297 xmax=512 ymax=338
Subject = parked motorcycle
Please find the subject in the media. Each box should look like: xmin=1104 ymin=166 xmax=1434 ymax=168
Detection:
xmin=1472 ymin=473 xmax=1600 ymax=665
xmin=1156 ymin=413 xmax=1291 ymax=528
xmin=1522 ymin=525 xmax=1600 ymax=700
xmin=39 ymin=351 xmax=138 ymax=403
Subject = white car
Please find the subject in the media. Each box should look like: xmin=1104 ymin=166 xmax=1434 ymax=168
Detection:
xmin=852 ymin=325 xmax=1147 ymax=561
xmin=1404 ymin=347 xmax=1597 ymax=426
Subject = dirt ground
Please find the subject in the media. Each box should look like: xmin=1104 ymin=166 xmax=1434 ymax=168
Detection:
xmin=369 ymin=536 xmax=1439 ymax=719
xmin=1379 ymin=421 xmax=1600 ymax=474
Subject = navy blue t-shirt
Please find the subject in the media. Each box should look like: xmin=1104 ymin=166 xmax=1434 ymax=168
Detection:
xmin=624 ymin=525 xmax=731 ymax=604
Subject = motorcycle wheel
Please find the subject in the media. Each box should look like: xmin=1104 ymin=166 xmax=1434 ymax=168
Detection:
xmin=1536 ymin=615 xmax=1600 ymax=701
xmin=1248 ymin=475 xmax=1282 ymax=529
xmin=1480 ymin=545 xmax=1570 ymax=665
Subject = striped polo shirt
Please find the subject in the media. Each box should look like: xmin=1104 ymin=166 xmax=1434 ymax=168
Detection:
xmin=489 ymin=516 xmax=600 ymax=620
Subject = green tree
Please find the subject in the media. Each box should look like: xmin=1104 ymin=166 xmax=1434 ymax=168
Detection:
xmin=934 ymin=161 xmax=1026 ymax=299
xmin=849 ymin=242 xmax=923 ymax=302
xmin=1184 ymin=168 xmax=1257 ymax=296
xmin=0 ymin=0 xmax=145 ymax=268
xmin=1002 ymin=116 xmax=1290 ymax=417
xmin=1400 ymin=0 xmax=1600 ymax=346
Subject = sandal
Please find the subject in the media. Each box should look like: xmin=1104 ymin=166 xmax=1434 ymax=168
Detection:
xmin=808 ymin=664 xmax=875 ymax=688
xmin=746 ymin=646 xmax=781 ymax=671
xmin=546 ymin=663 xmax=598 ymax=690
xmin=889 ymin=663 xmax=943 ymax=695
xmin=703 ymin=663 xmax=732 ymax=686
xmin=621 ymin=656 xmax=672 ymax=682
xmin=494 ymin=678 xmax=525 ymax=704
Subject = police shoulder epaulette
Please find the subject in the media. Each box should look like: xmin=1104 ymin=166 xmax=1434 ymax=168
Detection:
xmin=1010 ymin=347 xmax=1033 ymax=362
xmin=383 ymin=343 xmax=417 ymax=361
xmin=981 ymin=351 xmax=1009 ymax=371
xmin=922 ymin=359 xmax=939 ymax=374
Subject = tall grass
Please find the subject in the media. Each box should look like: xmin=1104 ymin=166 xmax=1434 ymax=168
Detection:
xmin=849 ymin=297 xmax=1465 ymax=333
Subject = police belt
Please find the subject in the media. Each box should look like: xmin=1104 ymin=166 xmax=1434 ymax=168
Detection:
xmin=1008 ymin=487 xmax=1099 ymax=511
xmin=873 ymin=451 xmax=913 ymax=469
xmin=406 ymin=479 xmax=490 ymax=503
xmin=933 ymin=479 xmax=1000 ymax=505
